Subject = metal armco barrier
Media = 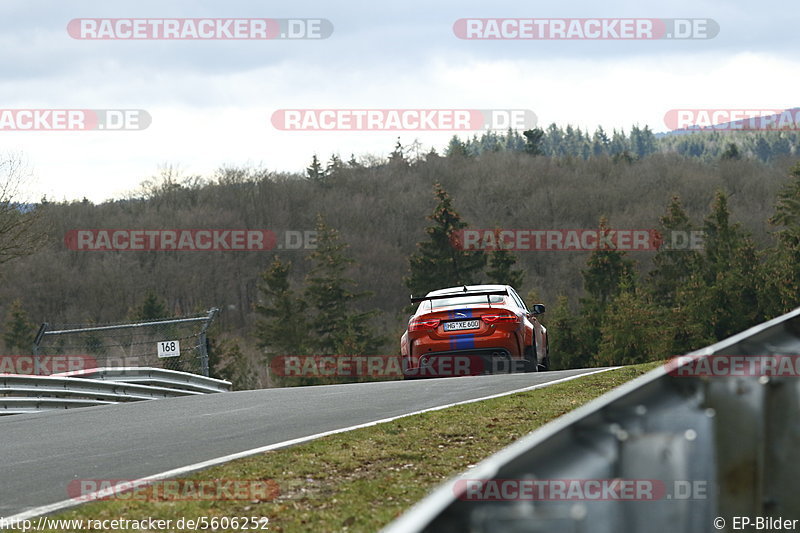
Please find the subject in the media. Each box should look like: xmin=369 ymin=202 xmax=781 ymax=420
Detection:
xmin=383 ymin=307 xmax=800 ymax=533
xmin=0 ymin=367 xmax=231 ymax=415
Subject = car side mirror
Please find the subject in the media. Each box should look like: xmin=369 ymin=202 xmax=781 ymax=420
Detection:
xmin=531 ymin=304 xmax=546 ymax=315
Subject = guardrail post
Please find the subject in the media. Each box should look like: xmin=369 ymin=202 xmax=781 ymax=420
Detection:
xmin=199 ymin=307 xmax=219 ymax=377
xmin=32 ymin=323 xmax=48 ymax=356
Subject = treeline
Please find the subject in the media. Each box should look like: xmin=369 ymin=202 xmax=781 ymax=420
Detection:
xmin=446 ymin=126 xmax=800 ymax=163
xmin=549 ymin=171 xmax=800 ymax=369
xmin=0 ymin=130 xmax=798 ymax=387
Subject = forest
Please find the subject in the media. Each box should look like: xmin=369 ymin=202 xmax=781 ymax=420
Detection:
xmin=1 ymin=124 xmax=799 ymax=388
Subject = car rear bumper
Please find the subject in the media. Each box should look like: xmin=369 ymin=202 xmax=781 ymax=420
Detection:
xmin=403 ymin=347 xmax=525 ymax=378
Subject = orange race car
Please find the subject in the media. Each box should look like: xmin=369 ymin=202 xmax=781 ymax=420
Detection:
xmin=400 ymin=284 xmax=548 ymax=379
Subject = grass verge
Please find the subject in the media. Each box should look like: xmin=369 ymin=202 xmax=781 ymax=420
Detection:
xmin=23 ymin=363 xmax=659 ymax=533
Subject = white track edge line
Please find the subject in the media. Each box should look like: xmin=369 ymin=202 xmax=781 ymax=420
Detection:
xmin=3 ymin=367 xmax=617 ymax=524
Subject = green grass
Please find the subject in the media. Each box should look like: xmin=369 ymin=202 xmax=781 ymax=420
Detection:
xmin=21 ymin=363 xmax=659 ymax=533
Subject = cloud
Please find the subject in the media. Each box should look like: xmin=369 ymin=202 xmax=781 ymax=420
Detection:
xmin=0 ymin=0 xmax=796 ymax=201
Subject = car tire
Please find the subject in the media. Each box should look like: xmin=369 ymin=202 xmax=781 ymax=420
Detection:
xmin=523 ymin=344 xmax=538 ymax=373
xmin=538 ymin=341 xmax=550 ymax=371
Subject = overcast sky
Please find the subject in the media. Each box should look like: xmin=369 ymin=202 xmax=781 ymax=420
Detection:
xmin=0 ymin=0 xmax=797 ymax=202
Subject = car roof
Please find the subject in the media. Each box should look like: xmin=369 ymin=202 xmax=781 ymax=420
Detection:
xmin=426 ymin=284 xmax=510 ymax=296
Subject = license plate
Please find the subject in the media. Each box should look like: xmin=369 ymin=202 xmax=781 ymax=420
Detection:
xmin=444 ymin=320 xmax=480 ymax=331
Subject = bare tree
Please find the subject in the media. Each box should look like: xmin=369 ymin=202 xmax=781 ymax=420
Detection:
xmin=0 ymin=153 xmax=46 ymax=264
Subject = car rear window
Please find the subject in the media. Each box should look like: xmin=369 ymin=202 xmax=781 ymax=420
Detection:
xmin=424 ymin=294 xmax=505 ymax=309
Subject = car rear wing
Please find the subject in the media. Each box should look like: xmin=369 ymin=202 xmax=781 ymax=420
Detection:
xmin=409 ymin=289 xmax=509 ymax=305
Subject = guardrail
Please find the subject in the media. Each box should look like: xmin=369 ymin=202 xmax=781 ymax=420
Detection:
xmin=0 ymin=367 xmax=231 ymax=415
xmin=383 ymin=307 xmax=800 ymax=533
xmin=52 ymin=367 xmax=232 ymax=394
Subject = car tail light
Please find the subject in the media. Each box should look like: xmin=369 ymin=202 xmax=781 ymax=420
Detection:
xmin=409 ymin=317 xmax=441 ymax=331
xmin=481 ymin=313 xmax=519 ymax=324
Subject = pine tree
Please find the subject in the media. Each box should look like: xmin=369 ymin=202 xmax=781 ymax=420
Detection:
xmin=255 ymin=256 xmax=310 ymax=356
xmin=486 ymin=240 xmax=525 ymax=288
xmin=347 ymin=153 xmax=362 ymax=168
xmin=581 ymin=217 xmax=635 ymax=308
xmin=522 ymin=128 xmax=544 ymax=155
xmin=388 ymin=138 xmax=408 ymax=167
xmin=547 ymin=295 xmax=582 ymax=370
xmin=4 ymin=299 xmax=34 ymax=352
xmin=134 ymin=292 xmax=168 ymax=321
xmin=576 ymin=217 xmax=636 ymax=360
xmin=648 ymin=196 xmax=702 ymax=305
xmin=445 ymin=136 xmax=469 ymax=158
xmin=721 ymin=142 xmax=741 ymax=160
xmin=676 ymin=191 xmax=763 ymax=342
xmin=325 ymin=154 xmax=344 ymax=178
xmin=306 ymin=154 xmax=325 ymax=182
xmin=405 ymin=183 xmax=486 ymax=297
xmin=305 ymin=216 xmax=384 ymax=354
xmin=213 ymin=338 xmax=259 ymax=391
xmin=761 ymin=163 xmax=800 ymax=316
xmin=595 ymin=273 xmax=671 ymax=366
xmin=592 ymin=126 xmax=610 ymax=156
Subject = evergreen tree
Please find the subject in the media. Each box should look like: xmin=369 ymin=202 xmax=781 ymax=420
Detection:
xmin=388 ymin=138 xmax=408 ymax=166
xmin=547 ymin=295 xmax=583 ymax=370
xmin=609 ymin=129 xmax=628 ymax=156
xmin=325 ymin=154 xmax=344 ymax=178
xmin=596 ymin=282 xmax=670 ymax=366
xmin=676 ymin=191 xmax=763 ymax=342
xmin=576 ymin=217 xmax=636 ymax=360
xmin=306 ymin=154 xmax=325 ymax=182
xmin=255 ymin=256 xmax=310 ymax=356
xmin=581 ymin=217 xmax=635 ymax=308
xmin=347 ymin=153 xmax=362 ymax=168
xmin=486 ymin=242 xmax=525 ymax=288
xmin=592 ymin=126 xmax=610 ymax=156
xmin=761 ymin=163 xmax=800 ymax=316
xmin=4 ymin=299 xmax=34 ymax=352
xmin=211 ymin=337 xmax=259 ymax=390
xmin=134 ymin=292 xmax=168 ymax=321
xmin=755 ymin=137 xmax=772 ymax=162
xmin=305 ymin=216 xmax=384 ymax=354
xmin=721 ymin=142 xmax=741 ymax=160
xmin=648 ymin=196 xmax=701 ymax=305
xmin=445 ymin=136 xmax=469 ymax=158
xmin=405 ymin=183 xmax=486 ymax=297
xmin=522 ymin=128 xmax=544 ymax=156
xmin=630 ymin=125 xmax=656 ymax=158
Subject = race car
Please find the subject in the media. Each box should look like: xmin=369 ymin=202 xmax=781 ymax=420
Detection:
xmin=400 ymin=284 xmax=548 ymax=378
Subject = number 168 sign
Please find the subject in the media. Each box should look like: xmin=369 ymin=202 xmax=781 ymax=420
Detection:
xmin=157 ymin=340 xmax=180 ymax=358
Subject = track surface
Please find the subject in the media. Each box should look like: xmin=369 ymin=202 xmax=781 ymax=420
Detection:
xmin=1 ymin=368 xmax=607 ymax=517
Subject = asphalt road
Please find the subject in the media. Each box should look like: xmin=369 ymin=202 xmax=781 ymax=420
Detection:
xmin=1 ymin=368 xmax=608 ymax=518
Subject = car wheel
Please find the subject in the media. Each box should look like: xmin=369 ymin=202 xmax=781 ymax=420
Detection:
xmin=523 ymin=344 xmax=538 ymax=373
xmin=538 ymin=341 xmax=550 ymax=371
